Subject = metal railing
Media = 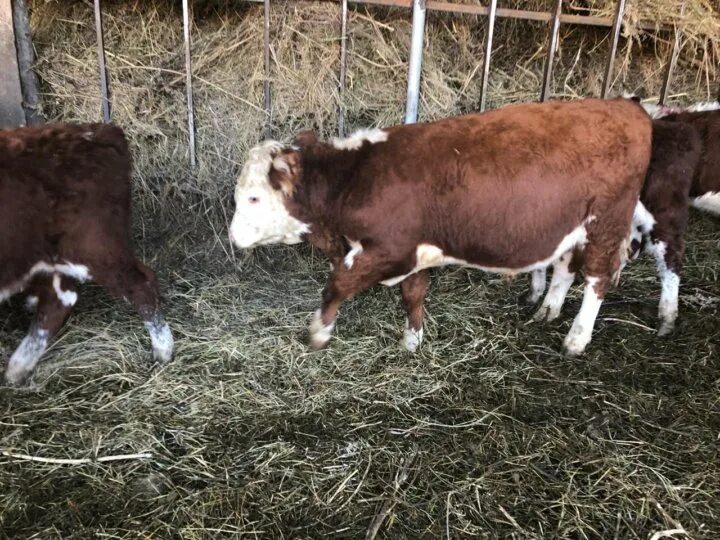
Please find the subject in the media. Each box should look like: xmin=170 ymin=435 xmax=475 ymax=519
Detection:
xmin=89 ymin=0 xmax=708 ymax=166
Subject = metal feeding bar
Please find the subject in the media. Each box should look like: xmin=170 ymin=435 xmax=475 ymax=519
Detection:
xmin=478 ymin=0 xmax=497 ymax=112
xmin=263 ymin=0 xmax=272 ymax=137
xmin=404 ymin=0 xmax=426 ymax=124
xmin=660 ymin=0 xmax=685 ymax=105
xmin=601 ymin=0 xmax=626 ymax=98
xmin=540 ymin=0 xmax=562 ymax=102
xmin=93 ymin=0 xmax=110 ymax=122
xmin=182 ymin=0 xmax=196 ymax=168
xmin=338 ymin=0 xmax=349 ymax=136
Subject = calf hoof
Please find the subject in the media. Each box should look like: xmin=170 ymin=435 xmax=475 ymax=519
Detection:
xmin=523 ymin=291 xmax=542 ymax=306
xmin=657 ymin=320 xmax=675 ymax=337
xmin=145 ymin=315 xmax=174 ymax=364
xmin=402 ymin=325 xmax=423 ymax=353
xmin=562 ymin=332 xmax=589 ymax=357
xmin=309 ymin=310 xmax=334 ymax=350
xmin=532 ymin=305 xmax=561 ymax=323
xmin=4 ymin=366 xmax=32 ymax=387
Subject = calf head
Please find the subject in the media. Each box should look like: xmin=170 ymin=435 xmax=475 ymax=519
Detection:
xmin=229 ymin=140 xmax=310 ymax=249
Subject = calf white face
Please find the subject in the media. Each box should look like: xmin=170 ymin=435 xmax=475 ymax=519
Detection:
xmin=229 ymin=141 xmax=309 ymax=249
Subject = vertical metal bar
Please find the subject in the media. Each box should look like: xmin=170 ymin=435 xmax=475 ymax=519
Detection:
xmin=404 ymin=0 xmax=426 ymax=124
xmin=11 ymin=0 xmax=43 ymax=125
xmin=263 ymin=0 xmax=272 ymax=138
xmin=93 ymin=0 xmax=110 ymax=122
xmin=659 ymin=1 xmax=685 ymax=105
xmin=338 ymin=0 xmax=348 ymax=136
xmin=478 ymin=0 xmax=497 ymax=112
xmin=600 ymin=0 xmax=625 ymax=98
xmin=540 ymin=0 xmax=562 ymax=102
xmin=182 ymin=0 xmax=196 ymax=168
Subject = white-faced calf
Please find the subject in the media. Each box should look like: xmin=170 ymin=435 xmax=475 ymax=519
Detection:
xmin=1 ymin=123 xmax=174 ymax=385
xmin=230 ymin=98 xmax=652 ymax=356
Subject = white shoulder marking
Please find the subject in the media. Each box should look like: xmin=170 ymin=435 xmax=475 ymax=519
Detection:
xmin=691 ymin=192 xmax=720 ymax=215
xmin=331 ymin=128 xmax=388 ymax=151
xmin=344 ymin=239 xmax=363 ymax=269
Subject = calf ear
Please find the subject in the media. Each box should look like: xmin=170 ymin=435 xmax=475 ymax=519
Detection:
xmin=293 ymin=129 xmax=319 ymax=149
xmin=269 ymin=148 xmax=302 ymax=197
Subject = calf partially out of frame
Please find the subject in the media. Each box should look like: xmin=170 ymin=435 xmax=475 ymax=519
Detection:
xmin=529 ymin=119 xmax=702 ymax=336
xmin=230 ymin=98 xmax=652 ymax=356
xmin=1 ymin=123 xmax=174 ymax=385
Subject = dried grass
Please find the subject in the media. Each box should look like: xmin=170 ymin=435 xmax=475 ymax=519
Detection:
xmin=1 ymin=0 xmax=719 ymax=537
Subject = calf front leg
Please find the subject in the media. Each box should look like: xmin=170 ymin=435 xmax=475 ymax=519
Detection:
xmin=5 ymin=274 xmax=77 ymax=386
xmin=310 ymin=249 xmax=401 ymax=350
xmin=400 ymin=270 xmax=429 ymax=352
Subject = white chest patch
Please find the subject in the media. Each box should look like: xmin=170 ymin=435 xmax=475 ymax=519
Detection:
xmin=331 ymin=128 xmax=388 ymax=151
xmin=691 ymin=192 xmax=720 ymax=215
xmin=380 ymin=219 xmax=593 ymax=287
xmin=0 ymin=262 xmax=91 ymax=305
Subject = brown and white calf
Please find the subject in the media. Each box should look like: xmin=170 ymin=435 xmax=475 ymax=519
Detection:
xmin=1 ymin=123 xmax=173 ymax=385
xmin=528 ymin=101 xmax=718 ymax=334
xmin=229 ymin=98 xmax=652 ymax=356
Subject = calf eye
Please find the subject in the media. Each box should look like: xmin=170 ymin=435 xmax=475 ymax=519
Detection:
xmin=248 ymin=196 xmax=260 ymax=204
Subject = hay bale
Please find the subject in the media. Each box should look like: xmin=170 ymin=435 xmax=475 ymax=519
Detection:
xmin=28 ymin=0 xmax=718 ymax=204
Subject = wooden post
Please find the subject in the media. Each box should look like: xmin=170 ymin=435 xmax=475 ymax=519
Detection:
xmin=540 ymin=0 xmax=562 ymax=102
xmin=0 ymin=0 xmax=25 ymax=127
xmin=478 ymin=0 xmax=497 ymax=112
xmin=11 ymin=0 xmax=42 ymax=124
xmin=600 ymin=0 xmax=625 ymax=98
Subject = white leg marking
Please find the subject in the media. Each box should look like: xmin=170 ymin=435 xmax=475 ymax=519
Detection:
xmin=402 ymin=319 xmax=423 ymax=353
xmin=331 ymin=128 xmax=388 ymax=150
xmin=344 ymin=239 xmax=363 ymax=269
xmin=144 ymin=314 xmax=174 ymax=363
xmin=52 ymin=274 xmax=78 ymax=307
xmin=5 ymin=328 xmax=49 ymax=385
xmin=25 ymin=296 xmax=39 ymax=312
xmin=691 ymin=192 xmax=720 ymax=216
xmin=526 ymin=268 xmax=547 ymax=304
xmin=563 ymin=276 xmax=603 ymax=356
xmin=533 ymin=254 xmax=575 ymax=322
xmin=309 ymin=309 xmax=335 ymax=349
xmin=645 ymin=240 xmax=680 ymax=336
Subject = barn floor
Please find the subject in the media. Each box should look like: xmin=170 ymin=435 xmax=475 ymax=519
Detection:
xmin=1 ymin=202 xmax=719 ymax=539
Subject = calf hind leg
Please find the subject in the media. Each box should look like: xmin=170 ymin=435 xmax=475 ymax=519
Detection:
xmin=645 ymin=234 xmax=685 ymax=337
xmin=532 ymin=252 xmax=576 ymax=323
xmin=525 ymin=268 xmax=547 ymax=305
xmin=400 ymin=270 xmax=429 ymax=352
xmin=5 ymin=274 xmax=77 ymax=385
xmin=94 ymin=259 xmax=174 ymax=363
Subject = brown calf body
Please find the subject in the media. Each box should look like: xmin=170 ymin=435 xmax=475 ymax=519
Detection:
xmin=244 ymin=98 xmax=652 ymax=355
xmin=0 ymin=123 xmax=173 ymax=385
xmin=661 ymin=108 xmax=720 ymax=208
